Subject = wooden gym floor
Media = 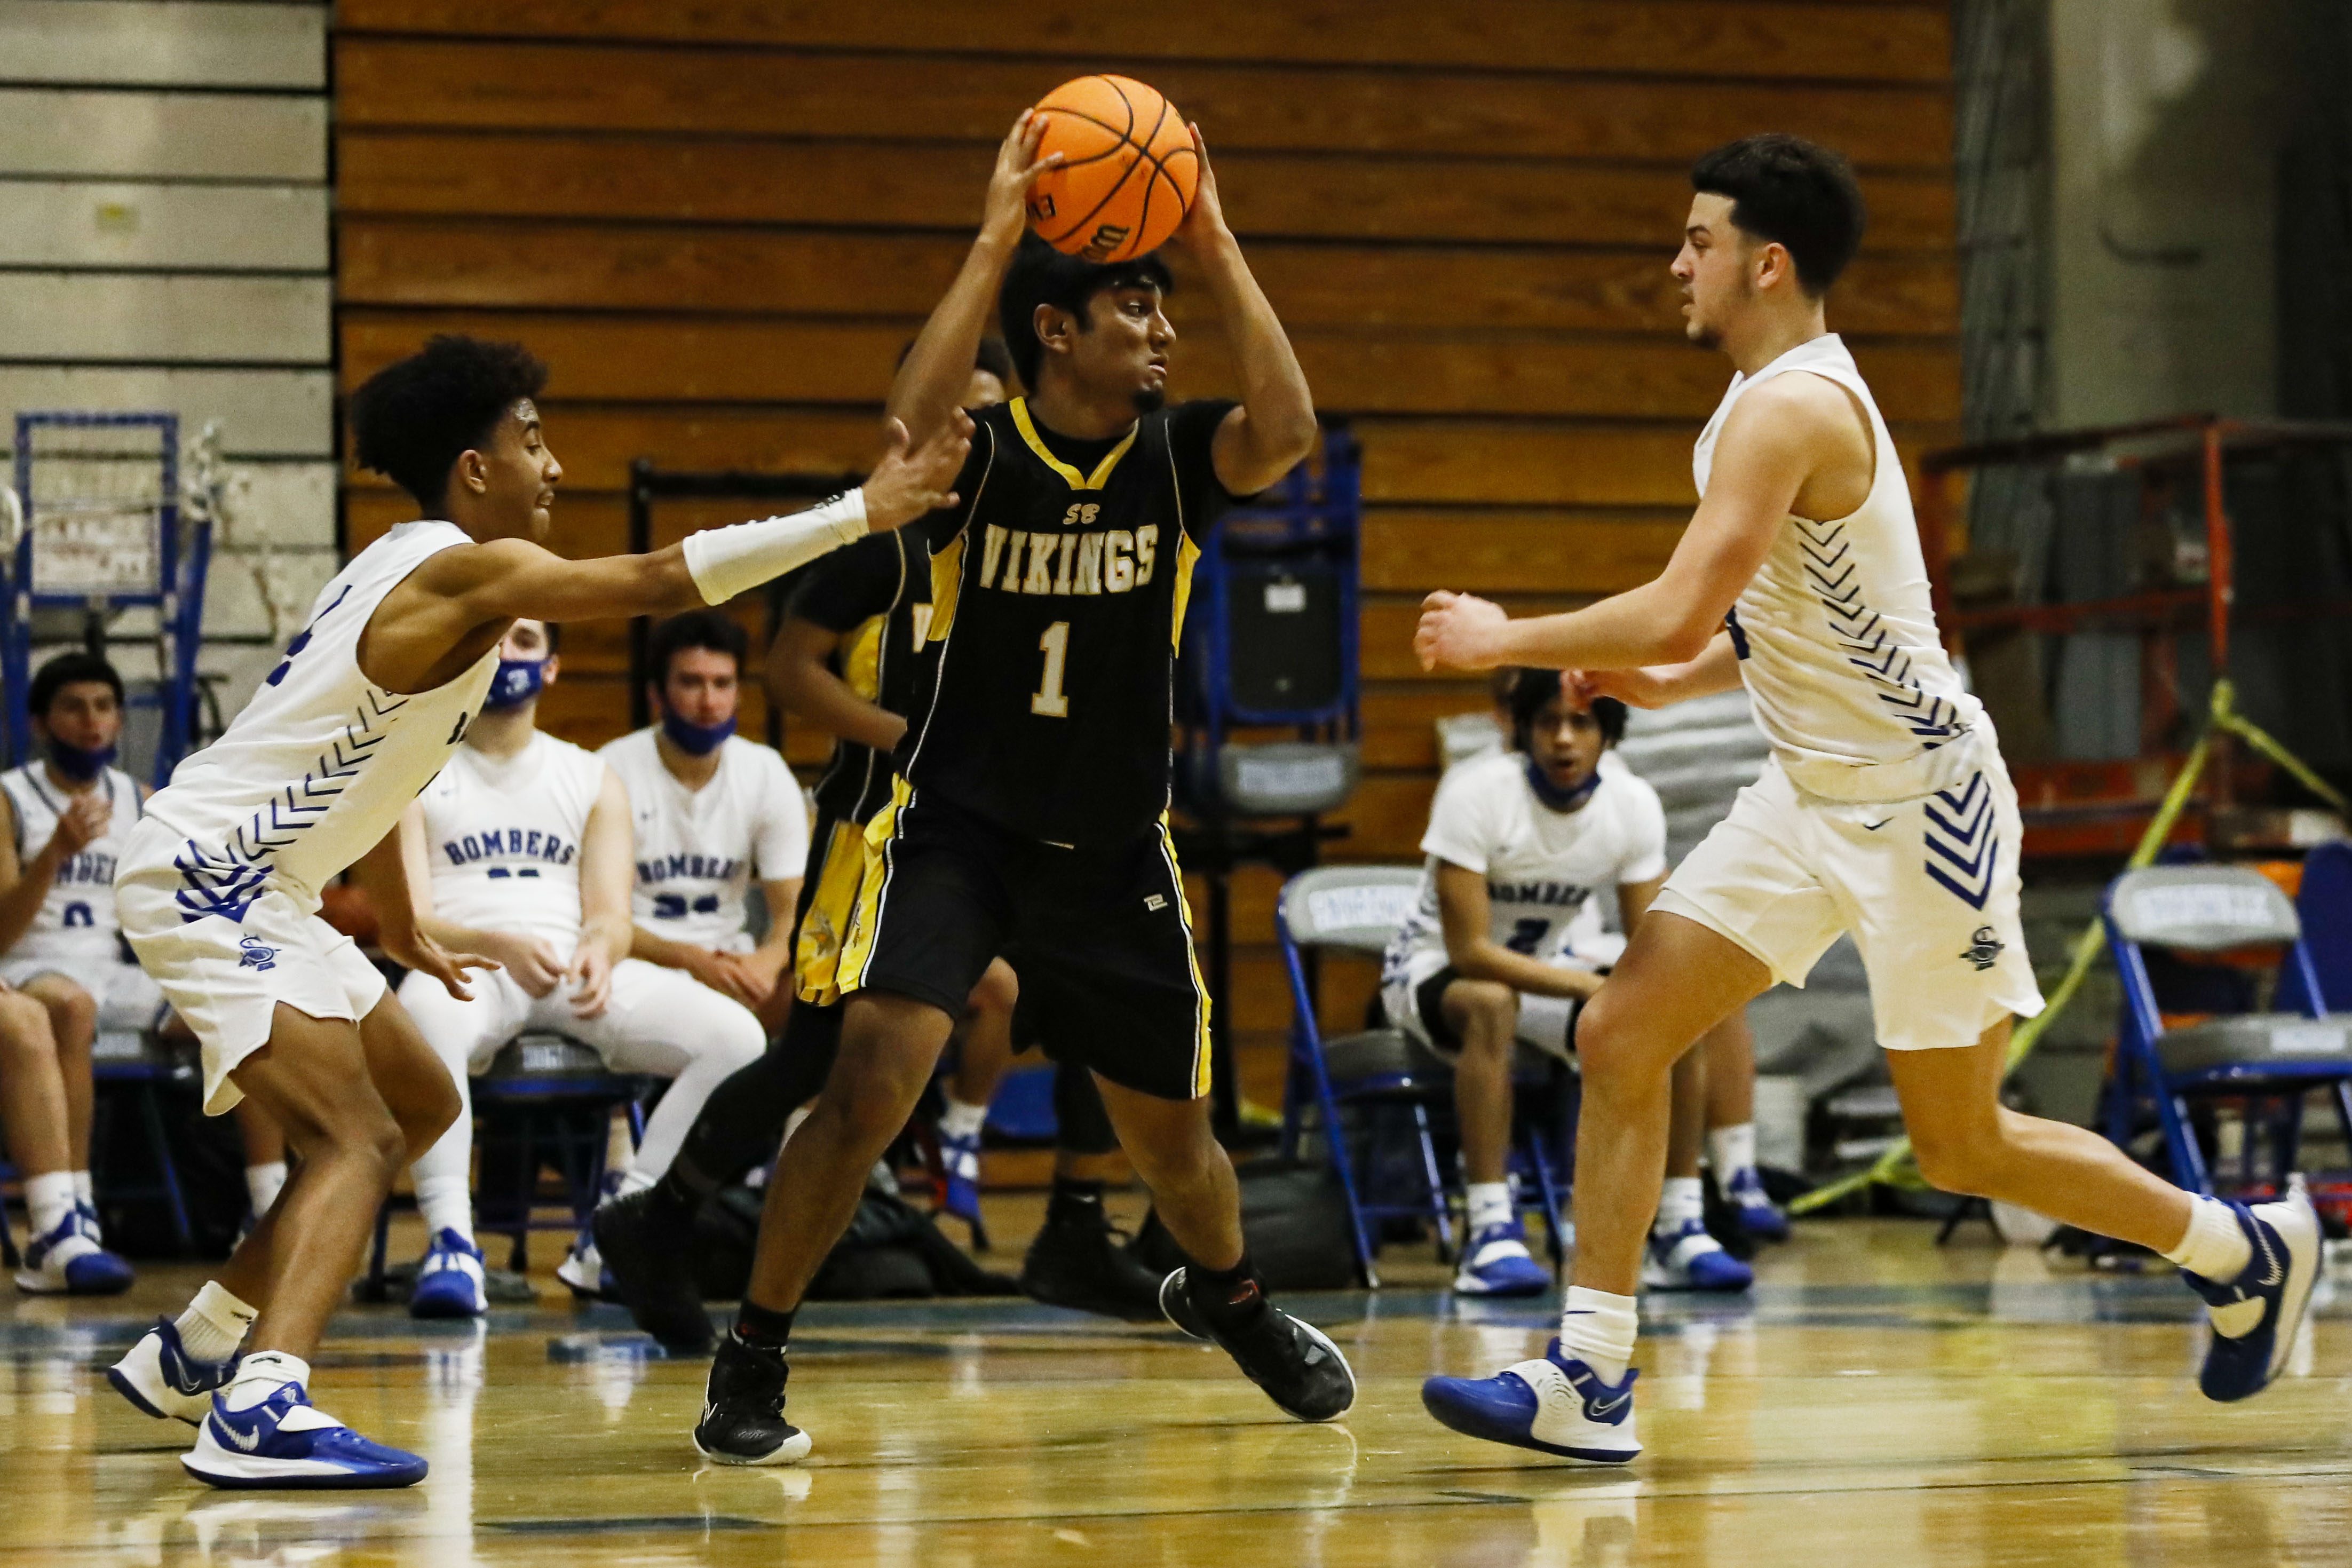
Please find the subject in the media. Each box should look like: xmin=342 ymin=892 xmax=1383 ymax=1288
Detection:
xmin=5 ymin=1199 xmax=2351 ymax=1568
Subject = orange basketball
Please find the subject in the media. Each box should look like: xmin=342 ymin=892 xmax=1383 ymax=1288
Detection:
xmin=1026 ymin=75 xmax=1199 ymax=264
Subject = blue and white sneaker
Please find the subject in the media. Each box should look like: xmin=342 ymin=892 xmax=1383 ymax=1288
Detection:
xmin=107 ymin=1317 xmax=240 ymax=1423
xmin=14 ymin=1203 xmax=134 ymax=1295
xmin=1422 ymin=1337 xmax=1641 ymax=1463
xmin=409 ymin=1229 xmax=486 ymax=1319
xmin=556 ymin=1226 xmax=615 ymax=1301
xmin=939 ymin=1127 xmax=984 ymax=1228
xmin=1453 ymin=1219 xmax=1554 ymax=1297
xmin=183 ymin=1353 xmax=427 ymax=1490
xmin=1724 ymin=1168 xmax=1789 ymax=1242
xmin=2183 ymin=1186 xmax=2321 ymax=1403
xmin=1641 ymin=1218 xmax=1753 ymax=1293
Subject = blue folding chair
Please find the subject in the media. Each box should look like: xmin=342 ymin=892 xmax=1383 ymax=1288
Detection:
xmin=370 ymin=1032 xmax=647 ymax=1285
xmin=2278 ymin=841 xmax=2352 ymax=1015
xmin=1275 ymin=866 xmax=1571 ymax=1287
xmin=2102 ymin=864 xmax=2352 ymax=1198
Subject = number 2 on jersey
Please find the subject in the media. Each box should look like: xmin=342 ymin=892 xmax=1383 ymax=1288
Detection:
xmin=1031 ymin=622 xmax=1071 ymax=717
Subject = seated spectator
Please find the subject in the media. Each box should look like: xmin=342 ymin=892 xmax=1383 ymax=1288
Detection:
xmin=1381 ymin=668 xmax=1751 ymax=1297
xmin=0 ymin=652 xmax=151 ymax=1293
xmin=393 ymin=619 xmax=766 ymax=1317
xmin=597 ymin=611 xmax=806 ymax=1033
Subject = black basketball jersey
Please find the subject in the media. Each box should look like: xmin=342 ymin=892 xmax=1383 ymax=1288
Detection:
xmin=897 ymin=396 xmax=1238 ymax=845
xmin=786 ymin=527 xmax=931 ymax=826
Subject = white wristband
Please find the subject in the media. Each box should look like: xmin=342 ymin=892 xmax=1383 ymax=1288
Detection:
xmin=680 ymin=488 xmax=868 ymax=605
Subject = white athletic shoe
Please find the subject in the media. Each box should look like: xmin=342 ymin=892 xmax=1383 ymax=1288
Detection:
xmin=183 ymin=1353 xmax=427 ymax=1490
xmin=1421 ymin=1338 xmax=1642 ymax=1463
xmin=556 ymin=1231 xmax=612 ymax=1300
xmin=1640 ymin=1218 xmax=1753 ymax=1293
xmin=107 ymin=1318 xmax=239 ymax=1423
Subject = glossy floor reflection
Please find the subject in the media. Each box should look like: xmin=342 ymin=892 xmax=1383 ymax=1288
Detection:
xmin=6 ymin=1221 xmax=2351 ymax=1566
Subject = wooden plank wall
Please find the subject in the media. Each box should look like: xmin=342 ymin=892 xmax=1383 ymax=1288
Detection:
xmin=0 ymin=0 xmax=337 ymax=714
xmin=333 ymin=1 xmax=1957 ymax=1044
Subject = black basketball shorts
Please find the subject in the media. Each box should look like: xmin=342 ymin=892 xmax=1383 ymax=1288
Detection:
xmin=835 ymin=780 xmax=1211 ymax=1102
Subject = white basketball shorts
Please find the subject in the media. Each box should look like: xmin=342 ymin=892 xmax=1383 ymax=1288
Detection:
xmin=117 ymin=838 xmax=387 ymax=1115
xmin=1651 ymin=752 xmax=2044 ymax=1051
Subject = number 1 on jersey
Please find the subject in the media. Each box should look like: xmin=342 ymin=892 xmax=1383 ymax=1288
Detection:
xmin=1031 ymin=621 xmax=1071 ymax=717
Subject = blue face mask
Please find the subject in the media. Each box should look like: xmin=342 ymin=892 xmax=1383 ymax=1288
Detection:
xmin=1526 ymin=753 xmax=1602 ymax=813
xmin=484 ymin=658 xmax=545 ymax=711
xmin=45 ymin=738 xmax=116 ymax=783
xmin=660 ymin=709 xmax=736 ymax=757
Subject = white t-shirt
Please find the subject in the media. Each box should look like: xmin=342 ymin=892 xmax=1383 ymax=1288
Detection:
xmin=417 ymin=732 xmax=606 ymax=951
xmin=1 ymin=763 xmax=141 ymax=965
xmin=1381 ymin=750 xmax=1668 ymax=989
xmin=598 ymin=728 xmax=810 ymax=954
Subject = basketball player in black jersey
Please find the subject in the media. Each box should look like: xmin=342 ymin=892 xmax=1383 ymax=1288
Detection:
xmin=693 ymin=112 xmax=1351 ymax=1464
xmin=595 ymin=340 xmax=1162 ymax=1347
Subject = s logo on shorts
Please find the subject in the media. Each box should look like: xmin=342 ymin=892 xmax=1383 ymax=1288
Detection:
xmin=1960 ymin=925 xmax=2002 ymax=971
xmin=238 ymin=935 xmax=279 ymax=971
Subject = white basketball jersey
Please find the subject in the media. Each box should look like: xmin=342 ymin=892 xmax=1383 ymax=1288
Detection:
xmin=1 ymin=764 xmax=141 ymax=963
xmin=1380 ymin=751 xmax=1668 ymax=990
xmin=599 ymin=727 xmax=810 ymax=953
xmin=133 ymin=520 xmax=496 ymax=920
xmin=417 ymin=732 xmax=605 ymax=950
xmin=1694 ymin=335 xmax=1984 ymax=803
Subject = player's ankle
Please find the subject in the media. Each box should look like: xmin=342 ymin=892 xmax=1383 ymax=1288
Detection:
xmin=1047 ymin=1177 xmax=1107 ymax=1225
xmin=734 ymin=1299 xmax=796 ymax=1351
xmin=1187 ymin=1254 xmax=1270 ymax=1333
xmin=176 ymin=1280 xmax=258 ymax=1363
xmin=1558 ymin=1285 xmax=1638 ymax=1382
xmin=2163 ymin=1194 xmax=2253 ymax=1282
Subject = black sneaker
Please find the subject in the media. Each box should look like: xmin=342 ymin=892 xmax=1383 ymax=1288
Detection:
xmin=593 ymin=1187 xmax=715 ymax=1355
xmin=1020 ymin=1203 xmax=1167 ymax=1322
xmin=1160 ymin=1268 xmax=1356 ymax=1423
xmin=692 ymin=1332 xmax=812 ymax=1465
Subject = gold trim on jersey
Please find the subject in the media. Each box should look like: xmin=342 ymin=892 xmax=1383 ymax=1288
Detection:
xmin=1154 ymin=812 xmax=1215 ymax=1098
xmin=926 ymin=531 xmax=965 ymax=647
xmin=793 ymin=818 xmax=870 ymax=1005
xmin=843 ymin=614 xmax=886 ymax=703
xmin=1010 ymin=397 xmax=1137 ymax=490
xmin=831 ymin=775 xmax=910 ymax=996
xmin=1170 ymin=529 xmax=1203 ymax=652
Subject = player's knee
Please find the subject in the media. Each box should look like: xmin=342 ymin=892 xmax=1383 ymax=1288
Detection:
xmin=0 ymin=993 xmax=54 ymax=1060
xmin=970 ymin=959 xmax=1018 ymax=1020
xmin=1452 ymin=980 xmax=1518 ymax=1048
xmin=1909 ymin=1122 xmax=1995 ymax=1197
xmin=404 ymin=1067 xmax=464 ymax=1154
xmin=1571 ymin=992 xmax=1665 ymax=1088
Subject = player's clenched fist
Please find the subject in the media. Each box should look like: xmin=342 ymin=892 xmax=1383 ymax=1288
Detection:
xmin=1415 ymin=589 xmax=1511 ymax=672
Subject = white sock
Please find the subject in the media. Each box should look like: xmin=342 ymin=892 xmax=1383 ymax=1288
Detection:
xmin=2162 ymin=1195 xmax=2252 ymax=1282
xmin=414 ymin=1172 xmax=476 ymax=1244
xmin=244 ymin=1161 xmax=287 ymax=1218
xmin=1653 ymin=1176 xmax=1704 ymax=1236
xmin=1707 ymin=1123 xmax=1757 ymax=1185
xmin=1557 ymin=1286 xmax=1638 ymax=1383
xmin=939 ymin=1097 xmax=988 ymax=1142
xmin=176 ymin=1280 xmax=258 ymax=1364
xmin=71 ymin=1170 xmax=94 ymax=1208
xmin=24 ymin=1171 xmax=75 ymax=1238
xmin=223 ymin=1350 xmax=309 ymax=1408
xmin=1465 ymin=1181 xmax=1514 ymax=1233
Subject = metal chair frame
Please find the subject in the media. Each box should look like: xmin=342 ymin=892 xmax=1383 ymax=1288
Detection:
xmin=2102 ymin=865 xmax=2352 ymax=1198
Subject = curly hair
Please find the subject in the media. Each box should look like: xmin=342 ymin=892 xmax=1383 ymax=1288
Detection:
xmin=350 ymin=334 xmax=548 ymax=509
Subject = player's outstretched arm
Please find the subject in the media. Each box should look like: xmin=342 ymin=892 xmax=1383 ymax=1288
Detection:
xmin=886 ymin=111 xmax=1060 ymax=445
xmin=369 ymin=416 xmax=969 ymax=696
xmin=1415 ymin=379 xmax=1828 ymax=676
xmin=1173 ymin=126 xmax=1318 ymax=496
xmin=1578 ymin=633 xmax=1745 ymax=711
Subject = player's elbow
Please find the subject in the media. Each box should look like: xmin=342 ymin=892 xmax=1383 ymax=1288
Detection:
xmin=1656 ymin=621 xmax=1718 ymax=664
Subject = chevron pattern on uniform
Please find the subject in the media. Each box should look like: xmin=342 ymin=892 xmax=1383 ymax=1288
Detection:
xmin=172 ymin=688 xmax=409 ymax=924
xmin=1792 ymin=516 xmax=1965 ymax=742
xmin=1921 ymin=771 xmax=1998 ymax=910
